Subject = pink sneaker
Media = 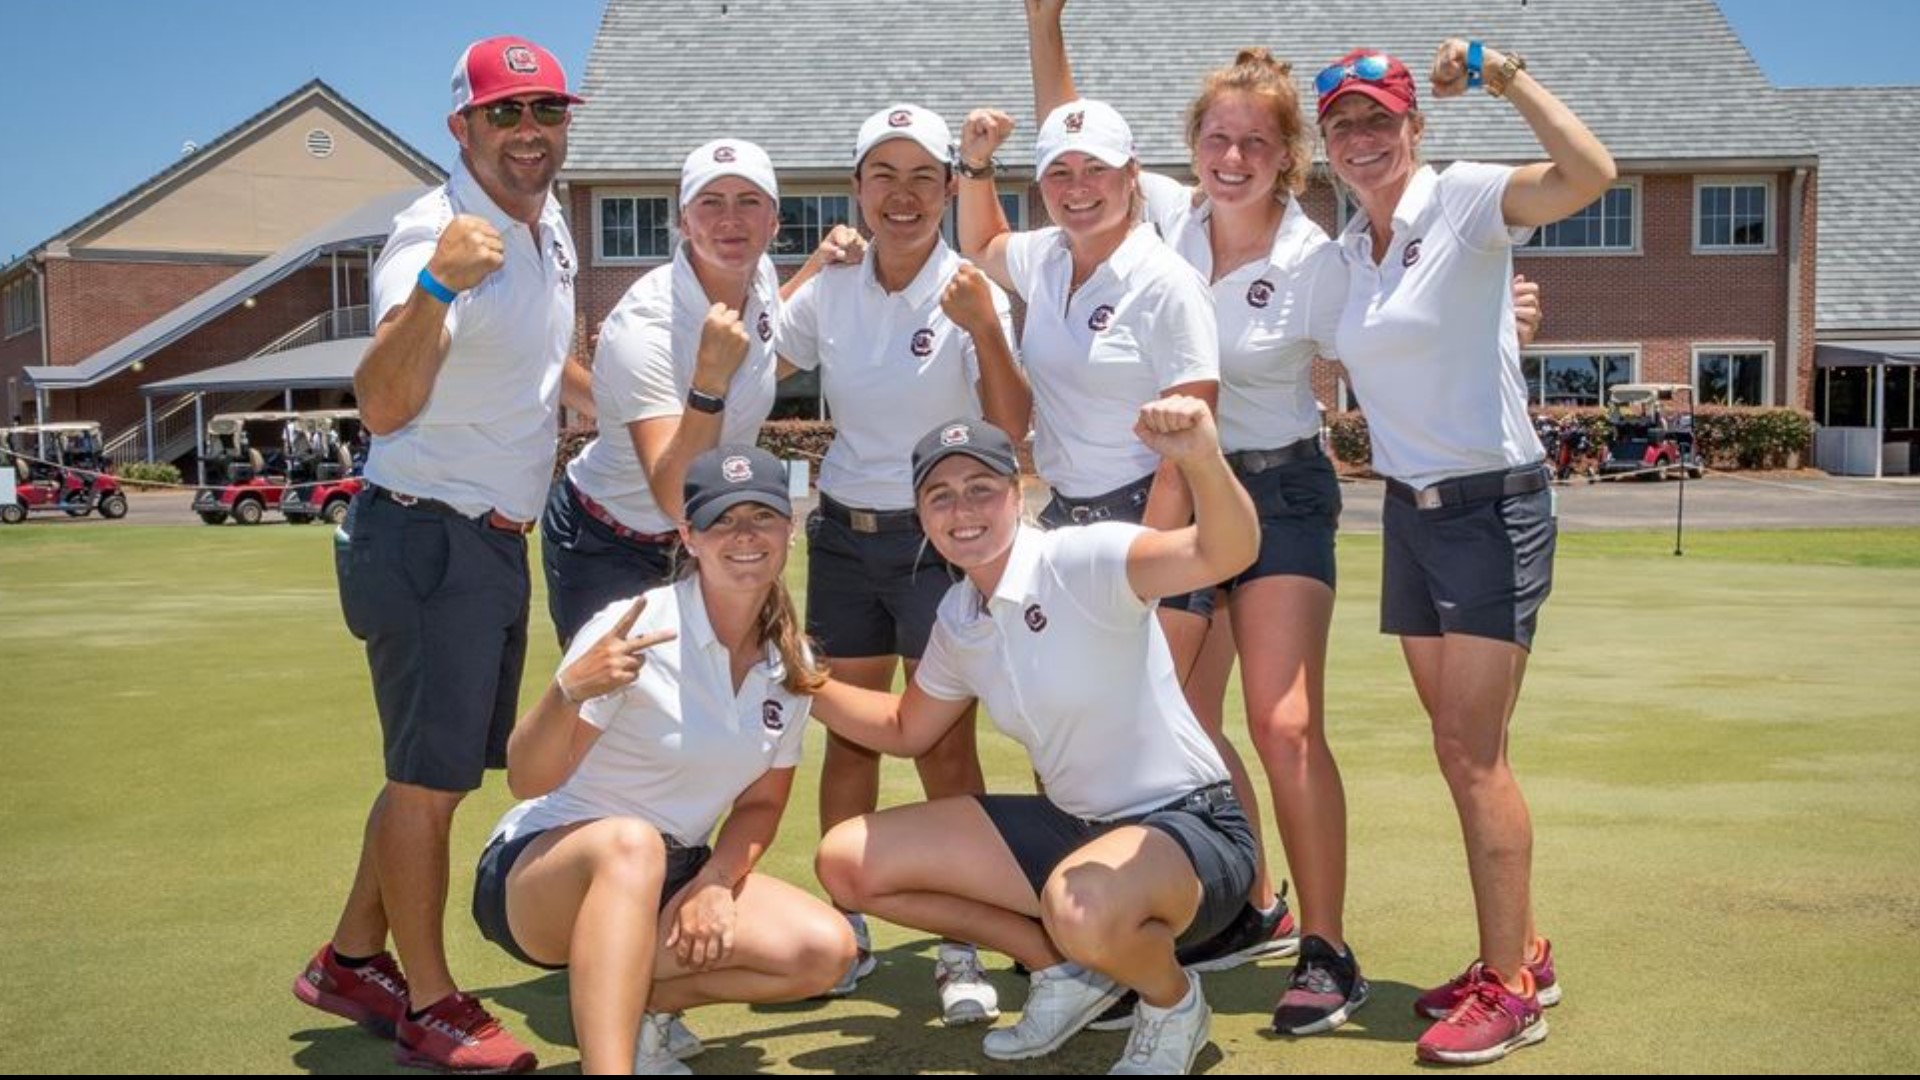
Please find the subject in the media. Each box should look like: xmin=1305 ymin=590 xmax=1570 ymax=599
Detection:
xmin=292 ymin=944 xmax=410 ymax=1038
xmin=1414 ymin=937 xmax=1561 ymax=1019
xmin=1414 ymin=965 xmax=1547 ymax=1066
xmin=394 ymin=992 xmax=536 ymax=1074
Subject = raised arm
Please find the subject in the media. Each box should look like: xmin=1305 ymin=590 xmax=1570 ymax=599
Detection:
xmin=1026 ymin=0 xmax=1078 ymax=120
xmin=356 ymin=216 xmax=501 ymax=434
xmin=1125 ymin=396 xmax=1258 ymax=600
xmin=956 ymin=109 xmax=1019 ymax=291
xmin=1430 ymin=38 xmax=1617 ymax=228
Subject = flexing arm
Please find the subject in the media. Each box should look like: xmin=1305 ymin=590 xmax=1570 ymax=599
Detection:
xmin=356 ymin=216 xmax=503 ymax=434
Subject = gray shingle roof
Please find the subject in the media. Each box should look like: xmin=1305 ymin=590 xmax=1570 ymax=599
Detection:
xmin=1783 ymin=87 xmax=1920 ymax=334
xmin=568 ymin=0 xmax=1812 ymax=176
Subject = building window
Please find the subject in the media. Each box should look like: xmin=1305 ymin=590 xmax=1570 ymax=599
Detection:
xmin=1524 ymin=184 xmax=1636 ymax=252
xmin=2 ymin=277 xmax=39 ymax=338
xmin=597 ymin=194 xmax=674 ymax=262
xmin=1694 ymin=348 xmax=1772 ymax=406
xmin=1521 ymin=351 xmax=1636 ymax=407
xmin=942 ymin=190 xmax=1026 ymax=248
xmin=1696 ymin=179 xmax=1773 ymax=251
xmin=774 ymin=195 xmax=853 ymax=261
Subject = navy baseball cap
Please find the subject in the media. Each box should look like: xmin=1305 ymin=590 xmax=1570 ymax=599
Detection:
xmin=683 ymin=445 xmax=791 ymax=530
xmin=910 ymin=419 xmax=1019 ymax=492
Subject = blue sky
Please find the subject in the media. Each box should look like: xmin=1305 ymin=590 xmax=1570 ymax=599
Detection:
xmin=2 ymin=0 xmax=1914 ymax=262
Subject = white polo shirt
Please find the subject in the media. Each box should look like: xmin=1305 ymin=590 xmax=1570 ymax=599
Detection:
xmin=565 ymin=246 xmax=782 ymax=533
xmin=913 ymin=523 xmax=1228 ymax=821
xmin=489 ymin=574 xmax=812 ymax=849
xmin=779 ymin=242 xmax=1018 ymax=510
xmin=1334 ymin=163 xmax=1542 ymax=489
xmin=364 ymin=161 xmax=578 ymax=522
xmin=1001 ymin=224 xmax=1219 ymax=498
xmin=1141 ymin=173 xmax=1347 ymax=453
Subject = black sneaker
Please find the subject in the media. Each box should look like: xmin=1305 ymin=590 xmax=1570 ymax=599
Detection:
xmin=1175 ymin=890 xmax=1300 ymax=974
xmin=1272 ymin=934 xmax=1369 ymax=1036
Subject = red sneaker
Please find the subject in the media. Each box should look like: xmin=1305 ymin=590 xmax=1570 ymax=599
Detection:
xmin=394 ymin=992 xmax=536 ymax=1074
xmin=292 ymin=944 xmax=410 ymax=1038
xmin=1414 ymin=965 xmax=1547 ymax=1066
xmin=1414 ymin=938 xmax=1561 ymax=1019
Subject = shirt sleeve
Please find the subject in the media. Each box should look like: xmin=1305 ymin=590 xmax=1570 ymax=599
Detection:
xmin=1440 ymin=161 xmax=1535 ymax=252
xmin=774 ymin=273 xmax=824 ymax=372
xmin=1302 ymin=242 xmax=1348 ymax=361
xmin=1137 ymin=171 xmax=1196 ymax=237
xmin=909 ymin=617 xmax=976 ymax=703
xmin=368 ymin=212 xmax=460 ymax=336
xmin=1143 ymin=266 xmax=1221 ymax=390
xmin=597 ymin=306 xmax=684 ymax=425
xmin=1051 ymin=522 xmax=1153 ymax=626
xmin=1001 ymin=229 xmax=1046 ymax=303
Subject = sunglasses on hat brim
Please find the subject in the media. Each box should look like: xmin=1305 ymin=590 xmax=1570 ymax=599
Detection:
xmin=1314 ymin=54 xmax=1394 ymax=98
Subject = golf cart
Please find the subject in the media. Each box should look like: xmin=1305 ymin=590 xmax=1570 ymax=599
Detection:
xmin=1599 ymin=383 xmax=1704 ymax=480
xmin=0 ymin=422 xmax=128 ymax=523
xmin=277 ymin=409 xmax=366 ymax=525
xmin=192 ymin=411 xmax=299 ymax=525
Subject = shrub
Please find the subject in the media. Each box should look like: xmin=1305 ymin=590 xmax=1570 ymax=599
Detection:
xmin=115 ymin=462 xmax=183 ymax=490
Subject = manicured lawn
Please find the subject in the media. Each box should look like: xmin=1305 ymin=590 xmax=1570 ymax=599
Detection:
xmin=2 ymin=525 xmax=1916 ymax=1073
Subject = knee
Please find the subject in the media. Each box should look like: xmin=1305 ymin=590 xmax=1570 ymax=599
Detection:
xmin=1430 ymin=725 xmax=1506 ymax=790
xmin=383 ymin=780 xmax=466 ymax=817
xmin=592 ymin=818 xmax=668 ymax=893
xmin=814 ymin=819 xmax=873 ymax=912
xmin=1040 ymin=869 xmax=1129 ymax=970
xmin=1249 ymin=699 xmax=1318 ymax=763
xmin=790 ymin=909 xmax=859 ymax=999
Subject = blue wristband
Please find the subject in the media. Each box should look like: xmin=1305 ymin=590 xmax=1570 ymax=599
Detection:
xmin=416 ymin=267 xmax=459 ymax=304
xmin=1466 ymin=40 xmax=1485 ymax=89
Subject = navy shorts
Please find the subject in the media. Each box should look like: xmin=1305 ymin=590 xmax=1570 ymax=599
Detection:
xmin=473 ymin=825 xmax=713 ymax=970
xmin=1038 ymin=476 xmax=1216 ymax=620
xmin=1380 ymin=469 xmax=1556 ymax=650
xmin=974 ymin=784 xmax=1257 ymax=949
xmin=540 ymin=480 xmax=678 ymax=648
xmin=1225 ymin=452 xmax=1341 ymax=592
xmin=335 ymin=491 xmax=530 ymax=793
xmin=804 ymin=501 xmax=957 ymax=660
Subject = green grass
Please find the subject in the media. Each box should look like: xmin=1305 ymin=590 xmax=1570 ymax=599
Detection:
xmin=3 ymin=526 xmax=1918 ymax=1073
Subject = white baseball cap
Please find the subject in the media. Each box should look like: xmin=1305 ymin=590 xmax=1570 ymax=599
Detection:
xmin=854 ymin=105 xmax=953 ymax=171
xmin=1034 ymin=99 xmax=1135 ymax=174
xmin=680 ymin=139 xmax=779 ymax=208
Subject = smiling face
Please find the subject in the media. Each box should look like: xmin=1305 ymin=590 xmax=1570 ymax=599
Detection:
xmin=915 ymin=455 xmax=1021 ymax=570
xmin=1191 ymin=90 xmax=1294 ymax=211
xmin=854 ymin=138 xmax=952 ymax=251
xmin=1320 ymin=94 xmax=1423 ymax=198
xmin=1038 ymin=151 xmax=1139 ymax=244
xmin=679 ymin=176 xmax=780 ymax=276
xmin=683 ymin=501 xmax=792 ymax=593
xmin=450 ymin=93 xmax=568 ymax=214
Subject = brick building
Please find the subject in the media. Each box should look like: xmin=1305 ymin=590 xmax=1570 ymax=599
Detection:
xmin=3 ymin=80 xmax=442 ymax=464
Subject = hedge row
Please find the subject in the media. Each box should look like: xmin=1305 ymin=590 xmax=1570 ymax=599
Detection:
xmin=1329 ymin=406 xmax=1813 ymax=472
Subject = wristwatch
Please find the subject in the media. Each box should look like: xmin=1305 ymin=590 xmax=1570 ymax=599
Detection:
xmin=686 ymin=388 xmax=726 ymax=415
xmin=956 ymin=157 xmax=998 ymax=181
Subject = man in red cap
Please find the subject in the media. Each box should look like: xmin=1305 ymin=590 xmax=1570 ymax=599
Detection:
xmin=291 ymin=35 xmax=589 ymax=1074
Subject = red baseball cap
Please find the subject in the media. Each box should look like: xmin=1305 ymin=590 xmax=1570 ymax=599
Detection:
xmin=1316 ymin=49 xmax=1417 ymax=119
xmin=450 ymin=36 xmax=584 ymax=113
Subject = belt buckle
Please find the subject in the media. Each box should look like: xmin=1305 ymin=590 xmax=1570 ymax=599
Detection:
xmin=1069 ymin=505 xmax=1096 ymax=524
xmin=1415 ymin=487 xmax=1444 ymax=511
xmin=849 ymin=509 xmax=879 ymax=534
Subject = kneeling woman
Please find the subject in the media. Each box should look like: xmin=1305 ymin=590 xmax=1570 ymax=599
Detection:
xmin=475 ymin=446 xmax=854 ymax=1074
xmin=813 ymin=399 xmax=1259 ymax=1075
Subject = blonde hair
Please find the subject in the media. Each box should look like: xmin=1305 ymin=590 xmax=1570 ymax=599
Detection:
xmin=1185 ymin=47 xmax=1312 ymax=199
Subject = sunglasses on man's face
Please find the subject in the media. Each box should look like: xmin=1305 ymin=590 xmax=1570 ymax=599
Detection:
xmin=475 ymin=97 xmax=572 ymax=130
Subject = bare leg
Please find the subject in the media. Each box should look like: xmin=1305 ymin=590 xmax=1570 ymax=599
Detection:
xmin=1185 ymin=599 xmax=1278 ymax=910
xmin=373 ymin=781 xmax=465 ymax=1008
xmin=649 ymin=875 xmax=856 ymax=1012
xmin=330 ymin=787 xmax=392 ymax=956
xmin=1041 ymin=826 xmax=1204 ymax=1008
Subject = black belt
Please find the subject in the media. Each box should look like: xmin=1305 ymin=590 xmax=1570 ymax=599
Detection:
xmin=1050 ymin=474 xmax=1152 ymax=525
xmin=368 ymin=484 xmax=533 ymax=535
xmin=819 ymin=493 xmax=921 ymax=535
xmin=1227 ymin=436 xmax=1324 ymax=476
xmin=1386 ymin=464 xmax=1549 ymax=511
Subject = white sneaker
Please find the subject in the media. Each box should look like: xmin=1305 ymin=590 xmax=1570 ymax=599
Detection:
xmin=822 ymin=912 xmax=877 ymax=998
xmin=660 ymin=1012 xmax=703 ymax=1060
xmin=982 ymin=962 xmax=1123 ymax=1061
xmin=1109 ymin=971 xmax=1211 ymax=1075
xmin=634 ymin=1011 xmax=694 ymax=1075
xmin=934 ymin=943 xmax=1000 ymax=1026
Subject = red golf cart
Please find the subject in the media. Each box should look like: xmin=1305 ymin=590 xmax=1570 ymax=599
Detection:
xmin=192 ymin=411 xmax=299 ymax=525
xmin=0 ymin=422 xmax=129 ymax=524
xmin=1599 ymin=383 xmax=1705 ymax=480
xmin=278 ymin=409 xmax=366 ymax=526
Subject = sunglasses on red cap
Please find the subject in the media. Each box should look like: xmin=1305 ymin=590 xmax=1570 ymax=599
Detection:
xmin=474 ymin=96 xmax=572 ymax=130
xmin=1314 ymin=54 xmax=1394 ymax=98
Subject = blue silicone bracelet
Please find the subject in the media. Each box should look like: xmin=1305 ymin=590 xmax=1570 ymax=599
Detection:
xmin=416 ymin=267 xmax=459 ymax=304
xmin=1466 ymin=40 xmax=1485 ymax=89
